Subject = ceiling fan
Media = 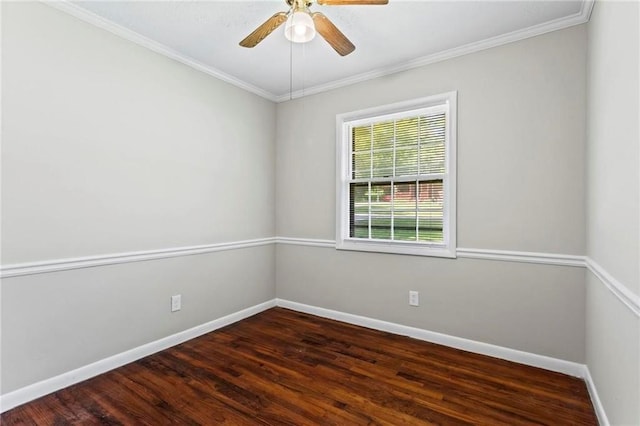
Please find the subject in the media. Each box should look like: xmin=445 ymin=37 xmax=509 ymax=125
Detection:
xmin=239 ymin=0 xmax=388 ymax=56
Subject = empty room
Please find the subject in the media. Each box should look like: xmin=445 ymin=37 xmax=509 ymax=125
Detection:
xmin=1 ymin=0 xmax=638 ymax=424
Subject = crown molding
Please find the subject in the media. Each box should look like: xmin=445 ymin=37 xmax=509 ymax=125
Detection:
xmin=43 ymin=1 xmax=278 ymax=102
xmin=274 ymin=0 xmax=595 ymax=102
xmin=43 ymin=0 xmax=594 ymax=104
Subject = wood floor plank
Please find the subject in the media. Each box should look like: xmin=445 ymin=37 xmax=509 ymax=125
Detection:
xmin=177 ymin=345 xmax=375 ymax=425
xmin=1 ymin=307 xmax=598 ymax=425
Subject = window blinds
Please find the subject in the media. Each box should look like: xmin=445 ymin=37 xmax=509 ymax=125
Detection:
xmin=349 ymin=113 xmax=446 ymax=243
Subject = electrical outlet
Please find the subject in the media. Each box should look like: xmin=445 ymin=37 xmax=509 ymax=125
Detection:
xmin=409 ymin=291 xmax=419 ymax=307
xmin=171 ymin=295 xmax=181 ymax=312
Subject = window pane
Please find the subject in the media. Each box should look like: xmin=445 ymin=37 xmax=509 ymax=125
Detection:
xmin=350 ymin=181 xmax=442 ymax=242
xmin=418 ymin=180 xmax=443 ymax=242
xmin=372 ymin=121 xmax=394 ymax=150
xmin=394 ymin=217 xmax=417 ymax=241
xmin=419 ymin=113 xmax=446 ymax=174
xmin=353 ymin=126 xmax=371 ymax=152
xmin=420 ymin=142 xmax=445 ymax=174
xmin=370 ymin=182 xmax=391 ymax=240
xmin=353 ymin=151 xmax=371 ymax=179
xmin=395 ymin=146 xmax=418 ymax=176
xmin=350 ymin=183 xmax=369 ymax=238
xmin=352 ymin=125 xmax=372 ymax=179
xmin=395 ymin=117 xmax=419 ymax=148
xmin=372 ymin=150 xmax=393 ymax=178
xmin=419 ymin=113 xmax=446 ymax=142
xmin=393 ymin=182 xmax=417 ymax=241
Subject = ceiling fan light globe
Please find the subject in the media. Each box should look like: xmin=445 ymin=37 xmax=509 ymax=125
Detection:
xmin=295 ymin=25 xmax=306 ymax=36
xmin=284 ymin=11 xmax=316 ymax=43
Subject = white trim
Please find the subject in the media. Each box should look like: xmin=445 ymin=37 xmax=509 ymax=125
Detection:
xmin=43 ymin=1 xmax=278 ymax=102
xmin=275 ymin=239 xmax=639 ymax=319
xmin=2 ymin=239 xmax=586 ymax=279
xmin=4 ymin=235 xmax=637 ymax=320
xmin=2 ymin=297 xmax=603 ymax=416
xmin=0 ymin=238 xmax=275 ymax=279
xmin=335 ymin=92 xmax=457 ymax=259
xmin=337 ymin=240 xmax=456 ymax=258
xmin=585 ymin=258 xmax=640 ymax=317
xmin=277 ymin=238 xmax=587 ymax=267
xmin=583 ymin=366 xmax=610 ymax=426
xmin=278 ymin=297 xmax=611 ymax=423
xmin=457 ymin=248 xmax=586 ymax=268
xmin=42 ymin=0 xmax=594 ymax=103
xmin=275 ymin=299 xmax=586 ymax=378
xmin=276 ymin=237 xmax=335 ymax=248
xmin=274 ymin=0 xmax=595 ymax=102
xmin=0 ymin=299 xmax=277 ymax=413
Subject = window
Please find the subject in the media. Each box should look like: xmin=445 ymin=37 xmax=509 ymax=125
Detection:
xmin=336 ymin=92 xmax=457 ymax=257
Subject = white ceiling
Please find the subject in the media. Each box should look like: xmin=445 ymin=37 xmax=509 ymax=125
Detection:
xmin=56 ymin=0 xmax=593 ymax=101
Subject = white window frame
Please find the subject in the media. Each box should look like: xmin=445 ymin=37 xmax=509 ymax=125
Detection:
xmin=335 ymin=92 xmax=457 ymax=258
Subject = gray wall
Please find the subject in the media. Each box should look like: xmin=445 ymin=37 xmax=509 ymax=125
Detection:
xmin=1 ymin=2 xmax=276 ymax=393
xmin=276 ymin=25 xmax=588 ymax=362
xmin=3 ymin=4 xmax=638 ymax=423
xmin=585 ymin=1 xmax=640 ymax=424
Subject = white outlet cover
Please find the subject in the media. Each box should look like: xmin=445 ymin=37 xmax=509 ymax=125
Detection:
xmin=409 ymin=291 xmax=419 ymax=306
xmin=171 ymin=295 xmax=181 ymax=312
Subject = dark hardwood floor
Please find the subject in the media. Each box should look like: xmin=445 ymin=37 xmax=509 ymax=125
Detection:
xmin=2 ymin=307 xmax=598 ymax=425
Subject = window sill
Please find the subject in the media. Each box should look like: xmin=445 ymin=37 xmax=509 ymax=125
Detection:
xmin=336 ymin=238 xmax=456 ymax=258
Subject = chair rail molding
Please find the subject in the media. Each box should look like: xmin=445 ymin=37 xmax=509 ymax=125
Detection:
xmin=585 ymin=257 xmax=640 ymax=317
xmin=275 ymin=237 xmax=639 ymax=318
xmin=455 ymin=247 xmax=585 ymax=267
xmin=0 ymin=238 xmax=276 ymax=279
xmin=3 ymin=236 xmax=637 ymax=319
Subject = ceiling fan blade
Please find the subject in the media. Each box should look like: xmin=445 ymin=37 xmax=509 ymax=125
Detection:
xmin=239 ymin=12 xmax=289 ymax=48
xmin=317 ymin=0 xmax=388 ymax=5
xmin=311 ymin=12 xmax=355 ymax=56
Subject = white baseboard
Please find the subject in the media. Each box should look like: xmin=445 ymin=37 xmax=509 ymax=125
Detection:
xmin=0 ymin=299 xmax=277 ymax=413
xmin=276 ymin=299 xmax=610 ymax=426
xmin=583 ymin=366 xmax=610 ymax=426
xmin=2 ymin=297 xmax=608 ymax=424
xmin=275 ymin=298 xmax=586 ymax=378
xmin=276 ymin=299 xmax=613 ymax=422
